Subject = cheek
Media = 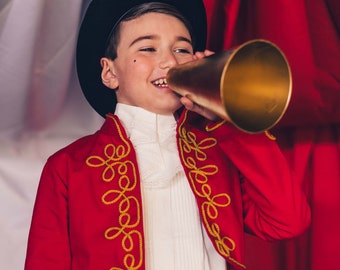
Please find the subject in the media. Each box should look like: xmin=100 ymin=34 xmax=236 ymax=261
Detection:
xmin=128 ymin=57 xmax=153 ymax=75
xmin=126 ymin=55 xmax=142 ymax=67
xmin=116 ymin=55 xmax=154 ymax=86
xmin=176 ymin=54 xmax=195 ymax=65
xmin=117 ymin=58 xmax=152 ymax=88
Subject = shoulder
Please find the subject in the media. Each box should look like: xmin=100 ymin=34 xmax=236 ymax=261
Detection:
xmin=45 ymin=133 xmax=99 ymax=168
xmin=46 ymin=115 xmax=130 ymax=168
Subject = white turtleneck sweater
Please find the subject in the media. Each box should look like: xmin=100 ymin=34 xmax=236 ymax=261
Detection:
xmin=115 ymin=104 xmax=226 ymax=270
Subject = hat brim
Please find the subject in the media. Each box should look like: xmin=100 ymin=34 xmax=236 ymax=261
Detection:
xmin=76 ymin=0 xmax=207 ymax=117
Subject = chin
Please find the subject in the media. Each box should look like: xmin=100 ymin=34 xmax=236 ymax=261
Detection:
xmin=150 ymin=100 xmax=181 ymax=114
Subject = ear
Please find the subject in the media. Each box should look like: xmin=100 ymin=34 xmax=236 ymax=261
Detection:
xmin=100 ymin=57 xmax=119 ymax=89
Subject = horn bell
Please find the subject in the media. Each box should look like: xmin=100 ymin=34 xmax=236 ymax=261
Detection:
xmin=166 ymin=39 xmax=292 ymax=133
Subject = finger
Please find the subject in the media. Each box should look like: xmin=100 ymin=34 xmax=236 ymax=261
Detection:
xmin=194 ymin=51 xmax=206 ymax=59
xmin=180 ymin=97 xmax=218 ymax=121
xmin=180 ymin=96 xmax=194 ymax=110
xmin=203 ymin=49 xmax=214 ymax=56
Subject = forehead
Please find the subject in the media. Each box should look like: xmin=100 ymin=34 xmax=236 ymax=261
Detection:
xmin=118 ymin=12 xmax=191 ymax=36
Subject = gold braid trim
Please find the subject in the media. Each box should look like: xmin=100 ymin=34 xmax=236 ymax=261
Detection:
xmin=86 ymin=115 xmax=143 ymax=270
xmin=264 ymin=130 xmax=276 ymax=140
xmin=178 ymin=111 xmax=246 ymax=269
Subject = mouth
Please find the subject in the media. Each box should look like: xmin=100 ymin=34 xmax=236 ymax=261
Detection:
xmin=152 ymin=78 xmax=168 ymax=88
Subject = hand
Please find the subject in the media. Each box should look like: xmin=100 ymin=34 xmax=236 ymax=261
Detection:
xmin=192 ymin=49 xmax=214 ymax=60
xmin=180 ymin=50 xmax=220 ymax=121
xmin=180 ymin=96 xmax=219 ymax=121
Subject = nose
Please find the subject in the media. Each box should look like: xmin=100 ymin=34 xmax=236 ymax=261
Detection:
xmin=159 ymin=51 xmax=178 ymax=69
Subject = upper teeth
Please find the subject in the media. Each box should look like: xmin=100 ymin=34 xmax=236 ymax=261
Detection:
xmin=153 ymin=78 xmax=167 ymax=86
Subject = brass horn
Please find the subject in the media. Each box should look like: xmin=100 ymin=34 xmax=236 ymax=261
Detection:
xmin=166 ymin=39 xmax=292 ymax=133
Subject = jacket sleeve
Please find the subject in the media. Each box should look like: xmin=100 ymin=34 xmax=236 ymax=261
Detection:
xmin=25 ymin=154 xmax=71 ymax=270
xmin=212 ymin=122 xmax=311 ymax=241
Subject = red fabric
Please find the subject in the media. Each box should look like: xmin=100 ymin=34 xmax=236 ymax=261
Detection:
xmin=204 ymin=0 xmax=340 ymax=127
xmin=25 ymin=112 xmax=310 ymax=270
xmin=202 ymin=0 xmax=340 ymax=269
xmin=25 ymin=115 xmax=146 ymax=270
xmin=178 ymin=111 xmax=310 ymax=269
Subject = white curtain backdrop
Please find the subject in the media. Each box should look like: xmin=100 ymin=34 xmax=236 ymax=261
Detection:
xmin=0 ymin=0 xmax=103 ymax=269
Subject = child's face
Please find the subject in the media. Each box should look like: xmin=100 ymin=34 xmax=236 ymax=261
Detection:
xmin=102 ymin=12 xmax=194 ymax=115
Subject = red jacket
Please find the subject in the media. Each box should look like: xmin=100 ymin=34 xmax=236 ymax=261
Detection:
xmin=25 ymin=110 xmax=310 ymax=270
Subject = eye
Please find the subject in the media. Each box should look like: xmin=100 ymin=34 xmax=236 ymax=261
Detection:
xmin=139 ymin=47 xmax=156 ymax=52
xmin=174 ymin=48 xmax=193 ymax=54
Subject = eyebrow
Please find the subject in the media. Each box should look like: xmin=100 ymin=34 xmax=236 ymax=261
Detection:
xmin=129 ymin=35 xmax=192 ymax=47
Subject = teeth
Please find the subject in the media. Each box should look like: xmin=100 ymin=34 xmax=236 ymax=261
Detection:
xmin=153 ymin=78 xmax=168 ymax=86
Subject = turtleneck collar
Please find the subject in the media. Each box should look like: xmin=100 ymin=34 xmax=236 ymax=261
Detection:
xmin=114 ymin=103 xmax=182 ymax=188
xmin=115 ymin=103 xmax=176 ymax=143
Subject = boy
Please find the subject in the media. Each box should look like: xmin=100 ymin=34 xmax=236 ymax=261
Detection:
xmin=25 ymin=0 xmax=310 ymax=269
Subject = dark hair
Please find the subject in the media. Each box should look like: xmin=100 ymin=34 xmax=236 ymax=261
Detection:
xmin=104 ymin=2 xmax=195 ymax=60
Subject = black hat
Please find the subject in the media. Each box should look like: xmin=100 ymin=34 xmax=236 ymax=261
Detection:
xmin=76 ymin=0 xmax=207 ymax=117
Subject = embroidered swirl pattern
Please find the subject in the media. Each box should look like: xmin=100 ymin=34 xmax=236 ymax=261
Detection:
xmin=86 ymin=115 xmax=143 ymax=270
xmin=178 ymin=113 xmax=245 ymax=268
